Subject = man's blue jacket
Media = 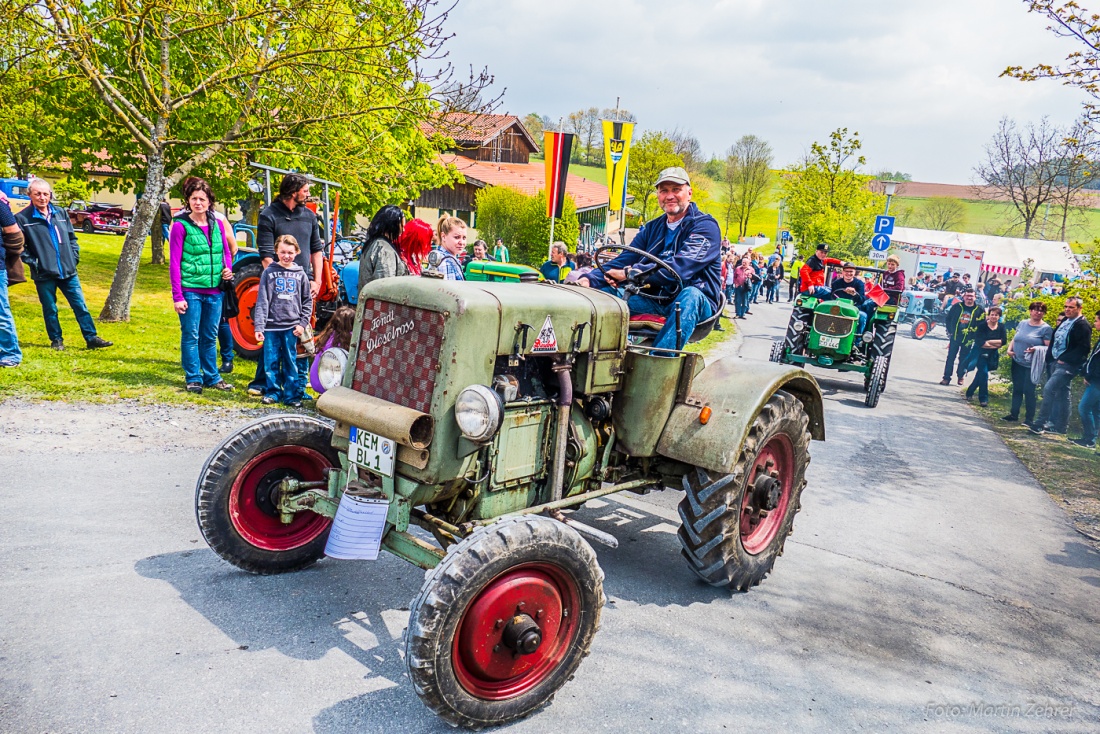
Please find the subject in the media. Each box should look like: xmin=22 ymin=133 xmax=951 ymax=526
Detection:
xmin=582 ymin=202 xmax=722 ymax=310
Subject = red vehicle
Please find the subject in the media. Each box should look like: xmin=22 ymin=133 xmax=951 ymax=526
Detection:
xmin=68 ymin=201 xmax=131 ymax=235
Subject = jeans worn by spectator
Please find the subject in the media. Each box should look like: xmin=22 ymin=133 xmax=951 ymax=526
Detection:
xmin=0 ymin=268 xmax=21 ymax=365
xmin=262 ymin=328 xmax=306 ymax=404
xmin=179 ymin=291 xmax=223 ymax=386
xmin=966 ymin=354 xmax=993 ymax=403
xmin=1035 ymin=364 xmax=1076 ymax=432
xmin=34 ymin=274 xmax=98 ymax=344
xmin=1009 ymin=360 xmax=1038 ymax=423
xmin=734 ymin=286 xmax=750 ymax=317
xmin=943 ymin=339 xmax=972 ymax=381
xmin=1078 ymin=383 xmax=1100 ymax=444
xmin=218 ymin=317 xmax=234 ymax=365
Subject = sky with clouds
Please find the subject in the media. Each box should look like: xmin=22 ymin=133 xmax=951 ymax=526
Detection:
xmin=441 ymin=0 xmax=1092 ymax=184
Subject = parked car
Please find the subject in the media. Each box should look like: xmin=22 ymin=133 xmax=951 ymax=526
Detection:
xmin=68 ymin=201 xmax=131 ymax=234
xmin=0 ymin=178 xmax=31 ymax=204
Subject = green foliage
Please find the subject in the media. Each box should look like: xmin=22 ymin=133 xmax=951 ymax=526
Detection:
xmin=474 ymin=186 xmax=579 ymax=266
xmin=781 ymin=128 xmax=885 ymax=261
xmin=626 ymin=131 xmax=683 ymax=221
xmin=50 ymin=177 xmax=92 ymax=207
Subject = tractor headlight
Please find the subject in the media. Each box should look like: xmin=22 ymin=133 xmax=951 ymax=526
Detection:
xmin=455 ymin=385 xmax=504 ymax=443
xmin=861 ymin=332 xmax=874 ymax=343
xmin=792 ymin=320 xmax=806 ymax=332
xmin=316 ymin=347 xmax=348 ymax=393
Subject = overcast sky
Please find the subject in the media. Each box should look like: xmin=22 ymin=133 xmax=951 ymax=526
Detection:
xmin=442 ymin=0 xmax=1091 ymax=184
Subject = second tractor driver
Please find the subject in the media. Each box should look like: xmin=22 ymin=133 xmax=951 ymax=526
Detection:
xmin=577 ymin=167 xmax=722 ymax=351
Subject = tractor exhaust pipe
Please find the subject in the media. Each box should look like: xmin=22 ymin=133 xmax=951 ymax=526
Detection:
xmin=549 ymin=358 xmax=573 ymax=504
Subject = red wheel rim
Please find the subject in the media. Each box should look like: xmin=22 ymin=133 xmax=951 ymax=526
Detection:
xmin=914 ymin=321 xmax=928 ymax=338
xmin=229 ymin=277 xmax=261 ymax=353
xmin=229 ymin=445 xmax=332 ymax=551
xmin=452 ymin=563 xmax=580 ymax=701
xmin=740 ymin=433 xmax=794 ymax=555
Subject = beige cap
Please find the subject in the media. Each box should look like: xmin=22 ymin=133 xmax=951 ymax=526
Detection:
xmin=654 ymin=166 xmax=691 ymax=187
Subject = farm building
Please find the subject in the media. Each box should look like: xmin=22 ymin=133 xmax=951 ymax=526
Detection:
xmin=889 ymin=227 xmax=1081 ymax=283
xmin=413 ymin=113 xmax=615 ymax=246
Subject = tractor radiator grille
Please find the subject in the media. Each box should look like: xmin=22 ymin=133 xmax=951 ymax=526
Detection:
xmin=350 ymin=299 xmax=445 ymax=414
xmin=813 ymin=313 xmax=855 ymax=338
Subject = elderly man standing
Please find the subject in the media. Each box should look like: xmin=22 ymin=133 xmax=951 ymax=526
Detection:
xmin=15 ymin=179 xmax=112 ymax=351
xmin=1031 ymin=296 xmax=1093 ymax=435
xmin=0 ymin=193 xmax=25 ymax=366
xmin=577 ymin=167 xmax=721 ymax=351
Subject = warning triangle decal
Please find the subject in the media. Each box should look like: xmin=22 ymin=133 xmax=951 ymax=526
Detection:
xmin=531 ymin=315 xmax=558 ymax=352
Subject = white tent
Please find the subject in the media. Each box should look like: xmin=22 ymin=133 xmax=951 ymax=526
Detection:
xmin=890 ymin=227 xmax=1081 ymax=281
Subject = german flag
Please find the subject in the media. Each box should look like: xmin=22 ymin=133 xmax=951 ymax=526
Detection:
xmin=543 ymin=131 xmax=574 ymax=219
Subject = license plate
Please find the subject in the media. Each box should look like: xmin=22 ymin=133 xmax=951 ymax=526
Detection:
xmin=348 ymin=426 xmax=395 ymax=477
xmin=819 ymin=335 xmax=841 ymax=349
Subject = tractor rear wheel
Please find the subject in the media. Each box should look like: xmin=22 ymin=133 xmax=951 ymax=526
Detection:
xmin=195 ymin=415 xmax=338 ymax=574
xmin=406 ymin=516 xmax=603 ymax=729
xmin=911 ymin=319 xmax=929 ymax=340
xmin=229 ymin=262 xmax=264 ymax=360
xmin=676 ymin=390 xmax=810 ymax=591
xmin=865 ymin=355 xmax=889 ymax=408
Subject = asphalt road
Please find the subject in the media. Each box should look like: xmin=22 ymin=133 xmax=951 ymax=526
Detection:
xmin=2 ymin=300 xmax=1099 ymax=733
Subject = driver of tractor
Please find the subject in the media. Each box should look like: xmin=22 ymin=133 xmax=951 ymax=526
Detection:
xmin=799 ymin=243 xmax=843 ymax=298
xmin=577 ymin=167 xmax=722 ymax=352
xmin=830 ymin=263 xmax=869 ymax=334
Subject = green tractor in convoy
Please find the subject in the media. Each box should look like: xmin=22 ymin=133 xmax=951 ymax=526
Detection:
xmin=770 ymin=265 xmax=899 ymax=408
xmin=195 ymin=253 xmax=825 ymax=728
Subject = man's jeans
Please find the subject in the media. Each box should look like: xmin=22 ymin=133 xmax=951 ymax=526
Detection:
xmin=1036 ymin=364 xmax=1077 ymax=432
xmin=624 ymin=287 xmax=713 ymax=351
xmin=943 ymin=339 xmax=972 ymax=381
xmin=178 ymin=291 xmax=223 ymax=386
xmin=34 ymin=274 xmax=98 ymax=344
xmin=218 ymin=318 xmax=234 ymax=364
xmin=0 ymin=268 xmax=21 ymax=365
xmin=734 ymin=286 xmax=750 ymax=317
xmin=1078 ymin=383 xmax=1100 ymax=443
xmin=263 ymin=329 xmax=306 ymax=404
xmin=805 ymin=286 xmax=833 ymax=299
xmin=966 ymin=354 xmax=992 ymax=403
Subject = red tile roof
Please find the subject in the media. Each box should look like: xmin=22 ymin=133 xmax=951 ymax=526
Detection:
xmin=422 ymin=113 xmax=539 ymax=151
xmin=438 ymin=154 xmax=610 ymax=211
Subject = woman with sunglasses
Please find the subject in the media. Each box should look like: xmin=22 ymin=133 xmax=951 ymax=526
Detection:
xmin=1003 ymin=301 xmax=1052 ymax=424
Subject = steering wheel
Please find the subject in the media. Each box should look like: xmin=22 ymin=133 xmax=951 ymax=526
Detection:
xmin=593 ymin=244 xmax=683 ymax=304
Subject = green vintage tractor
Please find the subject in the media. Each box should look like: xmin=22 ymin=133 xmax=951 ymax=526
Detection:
xmin=195 ymin=263 xmax=825 ymax=728
xmin=770 ymin=266 xmax=899 ymax=408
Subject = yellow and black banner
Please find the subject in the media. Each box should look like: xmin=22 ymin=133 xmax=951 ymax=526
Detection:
xmin=543 ymin=131 xmax=575 ymax=219
xmin=602 ymin=120 xmax=634 ymax=212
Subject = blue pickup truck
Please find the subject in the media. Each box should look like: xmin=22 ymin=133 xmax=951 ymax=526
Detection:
xmin=0 ymin=178 xmax=31 ymax=204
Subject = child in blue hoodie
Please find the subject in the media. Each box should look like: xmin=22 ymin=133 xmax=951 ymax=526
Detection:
xmin=253 ymin=235 xmax=313 ymax=407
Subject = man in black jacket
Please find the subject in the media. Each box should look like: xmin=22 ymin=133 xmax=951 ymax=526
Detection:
xmin=1071 ymin=310 xmax=1100 ymax=448
xmin=15 ymin=179 xmax=112 ymax=351
xmin=1032 ymin=297 xmax=1093 ymax=435
xmin=940 ymin=288 xmax=984 ymax=386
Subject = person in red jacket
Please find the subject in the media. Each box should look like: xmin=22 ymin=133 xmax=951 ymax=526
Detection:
xmin=799 ymin=243 xmax=844 ymax=298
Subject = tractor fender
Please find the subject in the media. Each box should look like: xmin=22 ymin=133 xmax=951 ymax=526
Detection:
xmin=655 ymin=356 xmax=825 ymax=476
xmin=232 ymin=248 xmax=262 ymax=271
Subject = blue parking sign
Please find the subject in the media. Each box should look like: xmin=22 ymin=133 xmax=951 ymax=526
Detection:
xmin=874 ymin=215 xmax=895 ymax=235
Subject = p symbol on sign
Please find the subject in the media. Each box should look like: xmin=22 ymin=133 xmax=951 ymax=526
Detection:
xmin=874 ymin=215 xmax=895 ymax=235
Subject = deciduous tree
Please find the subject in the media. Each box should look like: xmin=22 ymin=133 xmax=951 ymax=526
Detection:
xmin=974 ymin=117 xmax=1063 ymax=238
xmin=721 ymin=135 xmax=773 ymax=238
xmin=474 ymin=185 xmax=578 ymax=266
xmin=626 ymin=131 xmax=683 ymax=221
xmin=916 ymin=197 xmax=967 ymax=231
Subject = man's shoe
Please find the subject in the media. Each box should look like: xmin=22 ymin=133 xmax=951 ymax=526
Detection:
xmin=186 ymin=383 xmax=203 ymax=395
xmin=287 ymin=401 xmax=303 ymax=409
xmin=957 ymin=376 xmax=964 ymax=385
xmin=1001 ymin=415 xmax=1018 ymax=422
xmin=86 ymin=336 xmax=113 ymax=349
xmin=50 ymin=339 xmax=65 ymax=351
xmin=1070 ymin=437 xmax=1097 ymax=449
xmin=979 ymin=401 xmax=988 ymax=407
xmin=219 ymin=360 xmax=234 ymax=374
xmin=1028 ymin=423 xmax=1046 ymax=435
xmin=247 ymin=387 xmax=263 ymax=397
xmin=209 ymin=381 xmax=234 ymax=391
xmin=939 ymin=377 xmax=951 ymax=385
xmin=261 ymin=396 xmax=277 ymax=405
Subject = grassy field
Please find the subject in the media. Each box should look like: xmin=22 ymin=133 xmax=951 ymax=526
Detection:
xmin=0 ymin=232 xmax=259 ymax=406
xmin=893 ymin=197 xmax=1100 ymax=247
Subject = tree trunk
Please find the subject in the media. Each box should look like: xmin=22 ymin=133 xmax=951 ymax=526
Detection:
xmin=150 ymin=207 xmax=166 ymax=265
xmin=100 ymin=154 xmax=166 ymax=321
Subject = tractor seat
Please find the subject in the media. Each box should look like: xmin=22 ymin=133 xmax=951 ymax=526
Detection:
xmin=627 ymin=293 xmax=726 ymax=347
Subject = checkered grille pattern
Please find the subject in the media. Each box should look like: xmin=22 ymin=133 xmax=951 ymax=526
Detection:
xmin=813 ymin=313 xmax=855 ymax=338
xmin=351 ymin=300 xmax=444 ymax=413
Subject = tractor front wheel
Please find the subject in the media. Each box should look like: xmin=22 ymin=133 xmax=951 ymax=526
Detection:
xmin=911 ymin=319 xmax=929 ymax=340
xmin=676 ymin=390 xmax=810 ymax=591
xmin=865 ymin=356 xmax=889 ymax=408
xmin=195 ymin=415 xmax=338 ymax=574
xmin=406 ymin=516 xmax=603 ymax=729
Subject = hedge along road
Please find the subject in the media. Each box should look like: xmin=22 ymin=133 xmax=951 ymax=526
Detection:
xmin=1 ymin=301 xmax=1099 ymax=733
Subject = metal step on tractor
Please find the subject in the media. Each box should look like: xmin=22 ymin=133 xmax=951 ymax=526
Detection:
xmin=195 ymin=251 xmax=825 ymax=728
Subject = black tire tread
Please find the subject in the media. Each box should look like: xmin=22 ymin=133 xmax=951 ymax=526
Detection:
xmin=195 ymin=414 xmax=338 ymax=575
xmin=405 ymin=515 xmax=604 ymax=730
xmin=676 ymin=390 xmax=811 ymax=591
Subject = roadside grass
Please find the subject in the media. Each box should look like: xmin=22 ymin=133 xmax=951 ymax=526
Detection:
xmin=0 ymin=232 xmax=259 ymax=406
xmin=964 ymin=378 xmax=1100 ymax=546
